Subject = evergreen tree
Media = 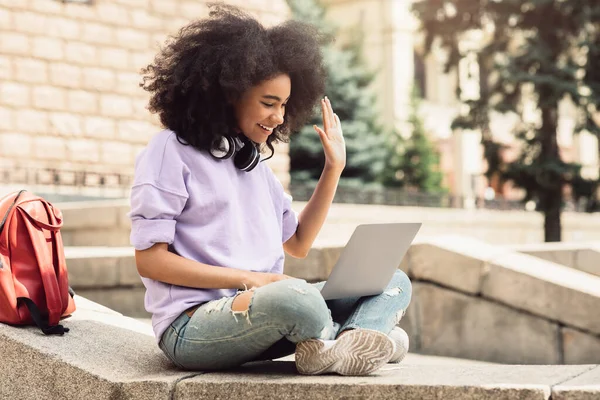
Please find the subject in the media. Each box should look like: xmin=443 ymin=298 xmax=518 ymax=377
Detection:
xmin=287 ymin=0 xmax=389 ymax=188
xmin=383 ymin=87 xmax=444 ymax=193
xmin=413 ymin=0 xmax=600 ymax=242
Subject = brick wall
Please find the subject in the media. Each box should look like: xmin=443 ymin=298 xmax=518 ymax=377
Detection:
xmin=0 ymin=0 xmax=291 ymax=197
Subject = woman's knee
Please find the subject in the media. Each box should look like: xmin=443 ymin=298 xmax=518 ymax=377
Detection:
xmin=387 ymin=269 xmax=412 ymax=297
xmin=253 ymin=279 xmax=331 ymax=335
xmin=255 ymin=279 xmax=329 ymax=317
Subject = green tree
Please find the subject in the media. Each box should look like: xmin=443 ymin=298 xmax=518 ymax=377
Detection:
xmin=413 ymin=0 xmax=600 ymax=242
xmin=383 ymin=87 xmax=444 ymax=193
xmin=287 ymin=0 xmax=388 ymax=189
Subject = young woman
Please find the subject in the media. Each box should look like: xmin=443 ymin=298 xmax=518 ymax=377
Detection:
xmin=129 ymin=4 xmax=411 ymax=376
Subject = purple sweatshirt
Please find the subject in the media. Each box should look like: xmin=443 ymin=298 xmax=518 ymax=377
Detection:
xmin=128 ymin=130 xmax=299 ymax=342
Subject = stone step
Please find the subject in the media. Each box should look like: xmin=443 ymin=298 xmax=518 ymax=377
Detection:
xmin=65 ymin=246 xmax=149 ymax=317
xmin=1 ymin=296 xmax=598 ymax=400
xmin=57 ymin=199 xmax=600 ymax=247
xmin=63 ymin=236 xmax=600 ymax=365
xmin=509 ymin=241 xmax=600 ymax=277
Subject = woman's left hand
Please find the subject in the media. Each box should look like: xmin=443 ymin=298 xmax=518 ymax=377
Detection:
xmin=313 ymin=97 xmax=346 ymax=172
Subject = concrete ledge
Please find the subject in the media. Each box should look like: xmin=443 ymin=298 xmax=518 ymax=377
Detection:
xmin=0 ymin=296 xmax=598 ymax=400
xmin=176 ymin=363 xmax=598 ymax=400
xmin=57 ymin=199 xmax=600 ymax=247
xmin=0 ymin=297 xmax=189 ymax=400
xmin=511 ymin=242 xmax=600 ymax=278
xmin=65 ymin=247 xmax=149 ymax=317
xmin=59 ymin=200 xmax=131 ymax=246
xmin=408 ymin=236 xmax=504 ymax=294
xmin=553 ymin=367 xmax=600 ymax=400
xmin=65 ymin=247 xmax=138 ymax=288
xmin=482 ymin=251 xmax=600 ymax=335
xmin=402 ymin=236 xmax=600 ymax=364
xmin=410 ymin=282 xmax=562 ymax=364
xmin=407 ymin=236 xmax=600 ymax=336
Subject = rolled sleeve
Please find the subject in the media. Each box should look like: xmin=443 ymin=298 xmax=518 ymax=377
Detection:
xmin=131 ymin=218 xmax=177 ymax=250
xmin=129 ymin=183 xmax=188 ymax=250
xmin=281 ymin=191 xmax=299 ymax=243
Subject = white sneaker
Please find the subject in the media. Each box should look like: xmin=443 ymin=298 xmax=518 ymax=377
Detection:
xmin=295 ymin=329 xmax=395 ymax=376
xmin=388 ymin=326 xmax=409 ymax=363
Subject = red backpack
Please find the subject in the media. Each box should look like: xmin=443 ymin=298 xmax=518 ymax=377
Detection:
xmin=0 ymin=190 xmax=76 ymax=335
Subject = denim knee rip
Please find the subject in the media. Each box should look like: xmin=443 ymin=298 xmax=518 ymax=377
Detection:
xmin=199 ymin=281 xmax=335 ymax=342
xmin=203 ymin=290 xmax=255 ymax=325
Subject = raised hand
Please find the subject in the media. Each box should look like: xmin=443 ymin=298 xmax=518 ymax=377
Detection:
xmin=313 ymin=97 xmax=346 ymax=172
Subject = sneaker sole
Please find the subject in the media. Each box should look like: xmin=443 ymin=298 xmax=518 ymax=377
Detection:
xmin=295 ymin=329 xmax=394 ymax=376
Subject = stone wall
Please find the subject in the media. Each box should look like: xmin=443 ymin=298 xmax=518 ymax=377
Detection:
xmin=0 ymin=0 xmax=292 ymax=196
xmin=403 ymin=237 xmax=600 ymax=364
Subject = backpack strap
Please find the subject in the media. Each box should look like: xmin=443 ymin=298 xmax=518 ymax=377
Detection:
xmin=22 ymin=213 xmax=64 ymax=328
xmin=41 ymin=200 xmax=72 ymax=312
xmin=17 ymin=298 xmax=69 ymax=335
xmin=0 ymin=189 xmax=26 ymax=235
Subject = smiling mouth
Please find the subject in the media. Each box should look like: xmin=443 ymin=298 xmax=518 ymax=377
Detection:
xmin=258 ymin=123 xmax=275 ymax=133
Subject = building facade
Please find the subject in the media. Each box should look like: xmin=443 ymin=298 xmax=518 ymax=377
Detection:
xmin=0 ymin=0 xmax=291 ymax=199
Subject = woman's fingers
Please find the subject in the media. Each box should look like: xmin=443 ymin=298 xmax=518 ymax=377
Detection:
xmin=321 ymin=98 xmax=330 ymax=131
xmin=334 ymin=114 xmax=343 ymax=136
xmin=313 ymin=124 xmax=326 ymax=140
xmin=325 ymin=97 xmax=335 ymax=127
xmin=320 ymin=96 xmax=340 ymax=139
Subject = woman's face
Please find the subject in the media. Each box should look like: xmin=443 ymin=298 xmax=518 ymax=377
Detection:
xmin=233 ymin=73 xmax=291 ymax=144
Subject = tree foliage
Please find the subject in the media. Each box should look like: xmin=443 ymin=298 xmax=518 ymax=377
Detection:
xmin=413 ymin=0 xmax=600 ymax=241
xmin=287 ymin=0 xmax=389 ymax=189
xmin=382 ymin=87 xmax=444 ymax=193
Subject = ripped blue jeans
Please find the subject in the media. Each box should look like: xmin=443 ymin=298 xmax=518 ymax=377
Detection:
xmin=159 ymin=269 xmax=412 ymax=370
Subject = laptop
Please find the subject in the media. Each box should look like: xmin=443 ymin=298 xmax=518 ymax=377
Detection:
xmin=319 ymin=223 xmax=421 ymax=300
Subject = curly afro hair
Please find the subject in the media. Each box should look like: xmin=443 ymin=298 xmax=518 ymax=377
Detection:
xmin=140 ymin=3 xmax=328 ymax=158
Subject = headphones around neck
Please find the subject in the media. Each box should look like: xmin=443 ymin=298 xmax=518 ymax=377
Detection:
xmin=209 ymin=135 xmax=261 ymax=172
